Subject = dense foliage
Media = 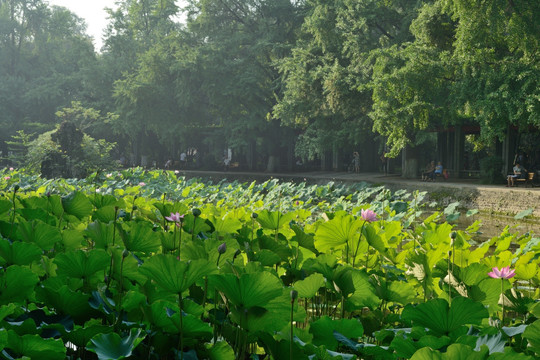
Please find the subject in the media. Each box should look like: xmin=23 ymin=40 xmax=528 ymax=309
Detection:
xmin=0 ymin=168 xmax=539 ymax=359
xmin=1 ymin=0 xmax=538 ymax=169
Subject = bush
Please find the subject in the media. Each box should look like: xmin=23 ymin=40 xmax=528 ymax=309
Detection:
xmin=25 ymin=122 xmax=117 ymax=178
xmin=479 ymin=155 xmax=504 ymax=184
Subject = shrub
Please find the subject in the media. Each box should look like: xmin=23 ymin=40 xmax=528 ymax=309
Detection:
xmin=479 ymin=155 xmax=504 ymax=184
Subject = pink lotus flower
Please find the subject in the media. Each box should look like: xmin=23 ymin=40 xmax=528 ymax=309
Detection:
xmin=165 ymin=212 xmax=184 ymax=223
xmin=106 ymin=173 xmax=112 ymax=178
xmin=139 ymin=182 xmax=146 ymax=186
xmin=4 ymin=176 xmax=10 ymax=180
xmin=488 ymin=266 xmax=515 ymax=279
xmin=361 ymin=209 xmax=377 ymax=223
xmin=9 ymin=167 xmax=13 ymax=171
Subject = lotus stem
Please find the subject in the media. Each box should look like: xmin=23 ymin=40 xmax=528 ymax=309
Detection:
xmin=178 ymin=292 xmax=184 ymax=360
xmin=501 ymin=278 xmax=505 ymax=327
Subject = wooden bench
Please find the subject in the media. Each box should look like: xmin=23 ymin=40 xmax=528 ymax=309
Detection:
xmin=515 ymin=172 xmax=534 ymax=187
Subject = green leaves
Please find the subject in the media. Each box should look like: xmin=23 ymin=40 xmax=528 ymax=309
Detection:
xmin=294 ymin=273 xmax=325 ymax=299
xmin=209 ymin=272 xmax=283 ymax=309
xmin=140 ymin=255 xmax=215 ymax=294
xmin=87 ymin=329 xmax=146 ymax=360
xmin=315 ymin=214 xmax=361 ymax=253
xmin=401 ymin=297 xmax=489 ymax=336
xmin=62 ymin=192 xmax=93 ymax=220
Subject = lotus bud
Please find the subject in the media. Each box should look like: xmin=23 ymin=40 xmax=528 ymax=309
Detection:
xmin=14 ymin=184 xmax=20 ymax=192
xmin=290 ymin=289 xmax=298 ymax=301
xmin=192 ymin=208 xmax=201 ymax=217
xmin=122 ymin=249 xmax=129 ymax=258
xmin=450 ymin=231 xmax=457 ymax=240
xmin=251 ymin=212 xmax=258 ymax=219
xmin=218 ymin=242 xmax=227 ymax=254
xmin=233 ymin=249 xmax=241 ymax=260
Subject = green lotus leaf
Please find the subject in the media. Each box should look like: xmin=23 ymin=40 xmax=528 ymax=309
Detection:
xmin=85 ymin=221 xmax=117 ymax=249
xmin=111 ymin=249 xmax=147 ymax=284
xmin=0 ymin=265 xmax=39 ymax=305
xmin=92 ymin=206 xmax=118 ymax=223
xmin=208 ymin=271 xmax=283 ymax=309
xmin=401 ymin=297 xmax=488 ymax=336
xmin=206 ymin=341 xmax=235 ymax=360
xmin=294 ymin=273 xmax=325 ymax=299
xmin=0 ymin=304 xmax=17 ymax=323
xmin=36 ymin=278 xmax=94 ymax=321
xmin=515 ymin=263 xmax=537 ymax=280
xmin=87 ymin=329 xmax=146 ymax=360
xmin=18 ymin=208 xmax=55 ymax=224
xmin=139 ymin=255 xmax=216 ymax=294
xmin=459 ymin=263 xmax=491 ymax=286
xmin=62 ymin=191 xmax=93 ymax=220
xmin=54 ymin=249 xmax=110 ymax=279
xmin=48 ymin=195 xmax=64 ymax=218
xmin=208 ymin=213 xmax=243 ymax=234
xmin=364 ymin=224 xmax=387 ymax=255
xmin=17 ymin=220 xmax=62 ymax=250
xmin=411 ymin=343 xmax=489 ymax=360
xmin=258 ymin=332 xmax=309 ymax=360
xmin=256 ymin=209 xmax=295 ymax=230
xmin=469 ymin=278 xmax=511 ymax=312
xmin=487 ymin=347 xmax=536 ymax=359
xmin=310 ymin=316 xmax=364 ymax=350
xmin=523 ymin=319 xmax=540 ymax=355
xmin=149 ymin=301 xmax=212 ymax=339
xmin=514 ymin=208 xmax=533 ymax=220
xmin=291 ymin=224 xmax=318 ymax=254
xmin=255 ymin=249 xmax=281 ymax=266
xmin=0 ymin=199 xmax=11 ymax=215
xmin=314 ymin=214 xmax=361 ymax=253
xmin=6 ymin=330 xmax=66 ymax=360
xmin=332 ymin=267 xmax=379 ymax=310
xmin=120 ymin=221 xmax=161 ymax=254
xmin=182 ymin=213 xmax=211 ymax=235
xmin=91 ymin=194 xmax=125 ymax=209
xmin=61 ymin=229 xmax=85 ymax=251
xmin=63 ymin=322 xmax=112 ymax=348
xmin=0 ymin=329 xmax=5 ymax=352
xmin=259 ymin=236 xmax=292 ymax=261
xmin=302 ymin=254 xmax=338 ymax=280
xmin=239 ymin=289 xmax=306 ymax=333
xmin=0 ymin=238 xmax=42 ymax=266
xmin=379 ymin=280 xmax=417 ymax=305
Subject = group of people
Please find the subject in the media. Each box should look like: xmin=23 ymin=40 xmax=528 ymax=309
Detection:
xmin=422 ymin=160 xmax=444 ymax=181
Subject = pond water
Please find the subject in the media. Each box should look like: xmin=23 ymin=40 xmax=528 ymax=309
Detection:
xmin=454 ymin=212 xmax=540 ymax=242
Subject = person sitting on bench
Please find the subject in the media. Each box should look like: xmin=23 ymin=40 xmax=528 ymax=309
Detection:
xmin=507 ymin=162 xmax=526 ymax=187
xmin=422 ymin=161 xmax=436 ymax=181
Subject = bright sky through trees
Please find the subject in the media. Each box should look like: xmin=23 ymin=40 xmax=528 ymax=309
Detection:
xmin=46 ymin=0 xmax=187 ymax=51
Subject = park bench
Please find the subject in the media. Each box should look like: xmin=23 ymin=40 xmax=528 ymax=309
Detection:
xmin=515 ymin=172 xmax=535 ymax=187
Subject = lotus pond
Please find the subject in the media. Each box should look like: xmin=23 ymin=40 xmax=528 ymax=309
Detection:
xmin=0 ymin=167 xmax=539 ymax=359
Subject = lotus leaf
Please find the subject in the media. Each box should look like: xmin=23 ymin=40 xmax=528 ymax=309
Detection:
xmin=314 ymin=214 xmax=361 ymax=254
xmin=54 ymin=249 xmax=110 ymax=279
xmin=6 ymin=330 xmax=66 ymax=360
xmin=401 ymin=297 xmax=488 ymax=336
xmin=410 ymin=343 xmax=489 ymax=360
xmin=523 ymin=319 xmax=540 ymax=355
xmin=139 ymin=255 xmax=216 ymax=294
xmin=85 ymin=221 xmax=117 ymax=249
xmin=256 ymin=209 xmax=295 ymax=230
xmin=310 ymin=316 xmax=363 ymax=350
xmin=294 ymin=273 xmax=325 ymax=299
xmin=208 ymin=272 xmax=283 ymax=309
xmin=62 ymin=192 xmax=93 ymax=220
xmin=17 ymin=220 xmax=62 ymax=250
xmin=0 ymin=238 xmax=42 ymax=266
xmin=0 ymin=265 xmax=39 ymax=305
xmin=120 ymin=221 xmax=161 ymax=254
xmin=87 ymin=328 xmax=145 ymax=360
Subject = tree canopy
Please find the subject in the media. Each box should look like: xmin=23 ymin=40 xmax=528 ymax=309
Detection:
xmin=0 ymin=0 xmax=538 ymax=171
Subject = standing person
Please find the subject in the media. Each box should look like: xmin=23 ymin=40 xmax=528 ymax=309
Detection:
xmin=352 ymin=152 xmax=360 ymax=174
xmin=180 ymin=152 xmax=187 ymax=169
xmin=380 ymin=152 xmax=388 ymax=175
